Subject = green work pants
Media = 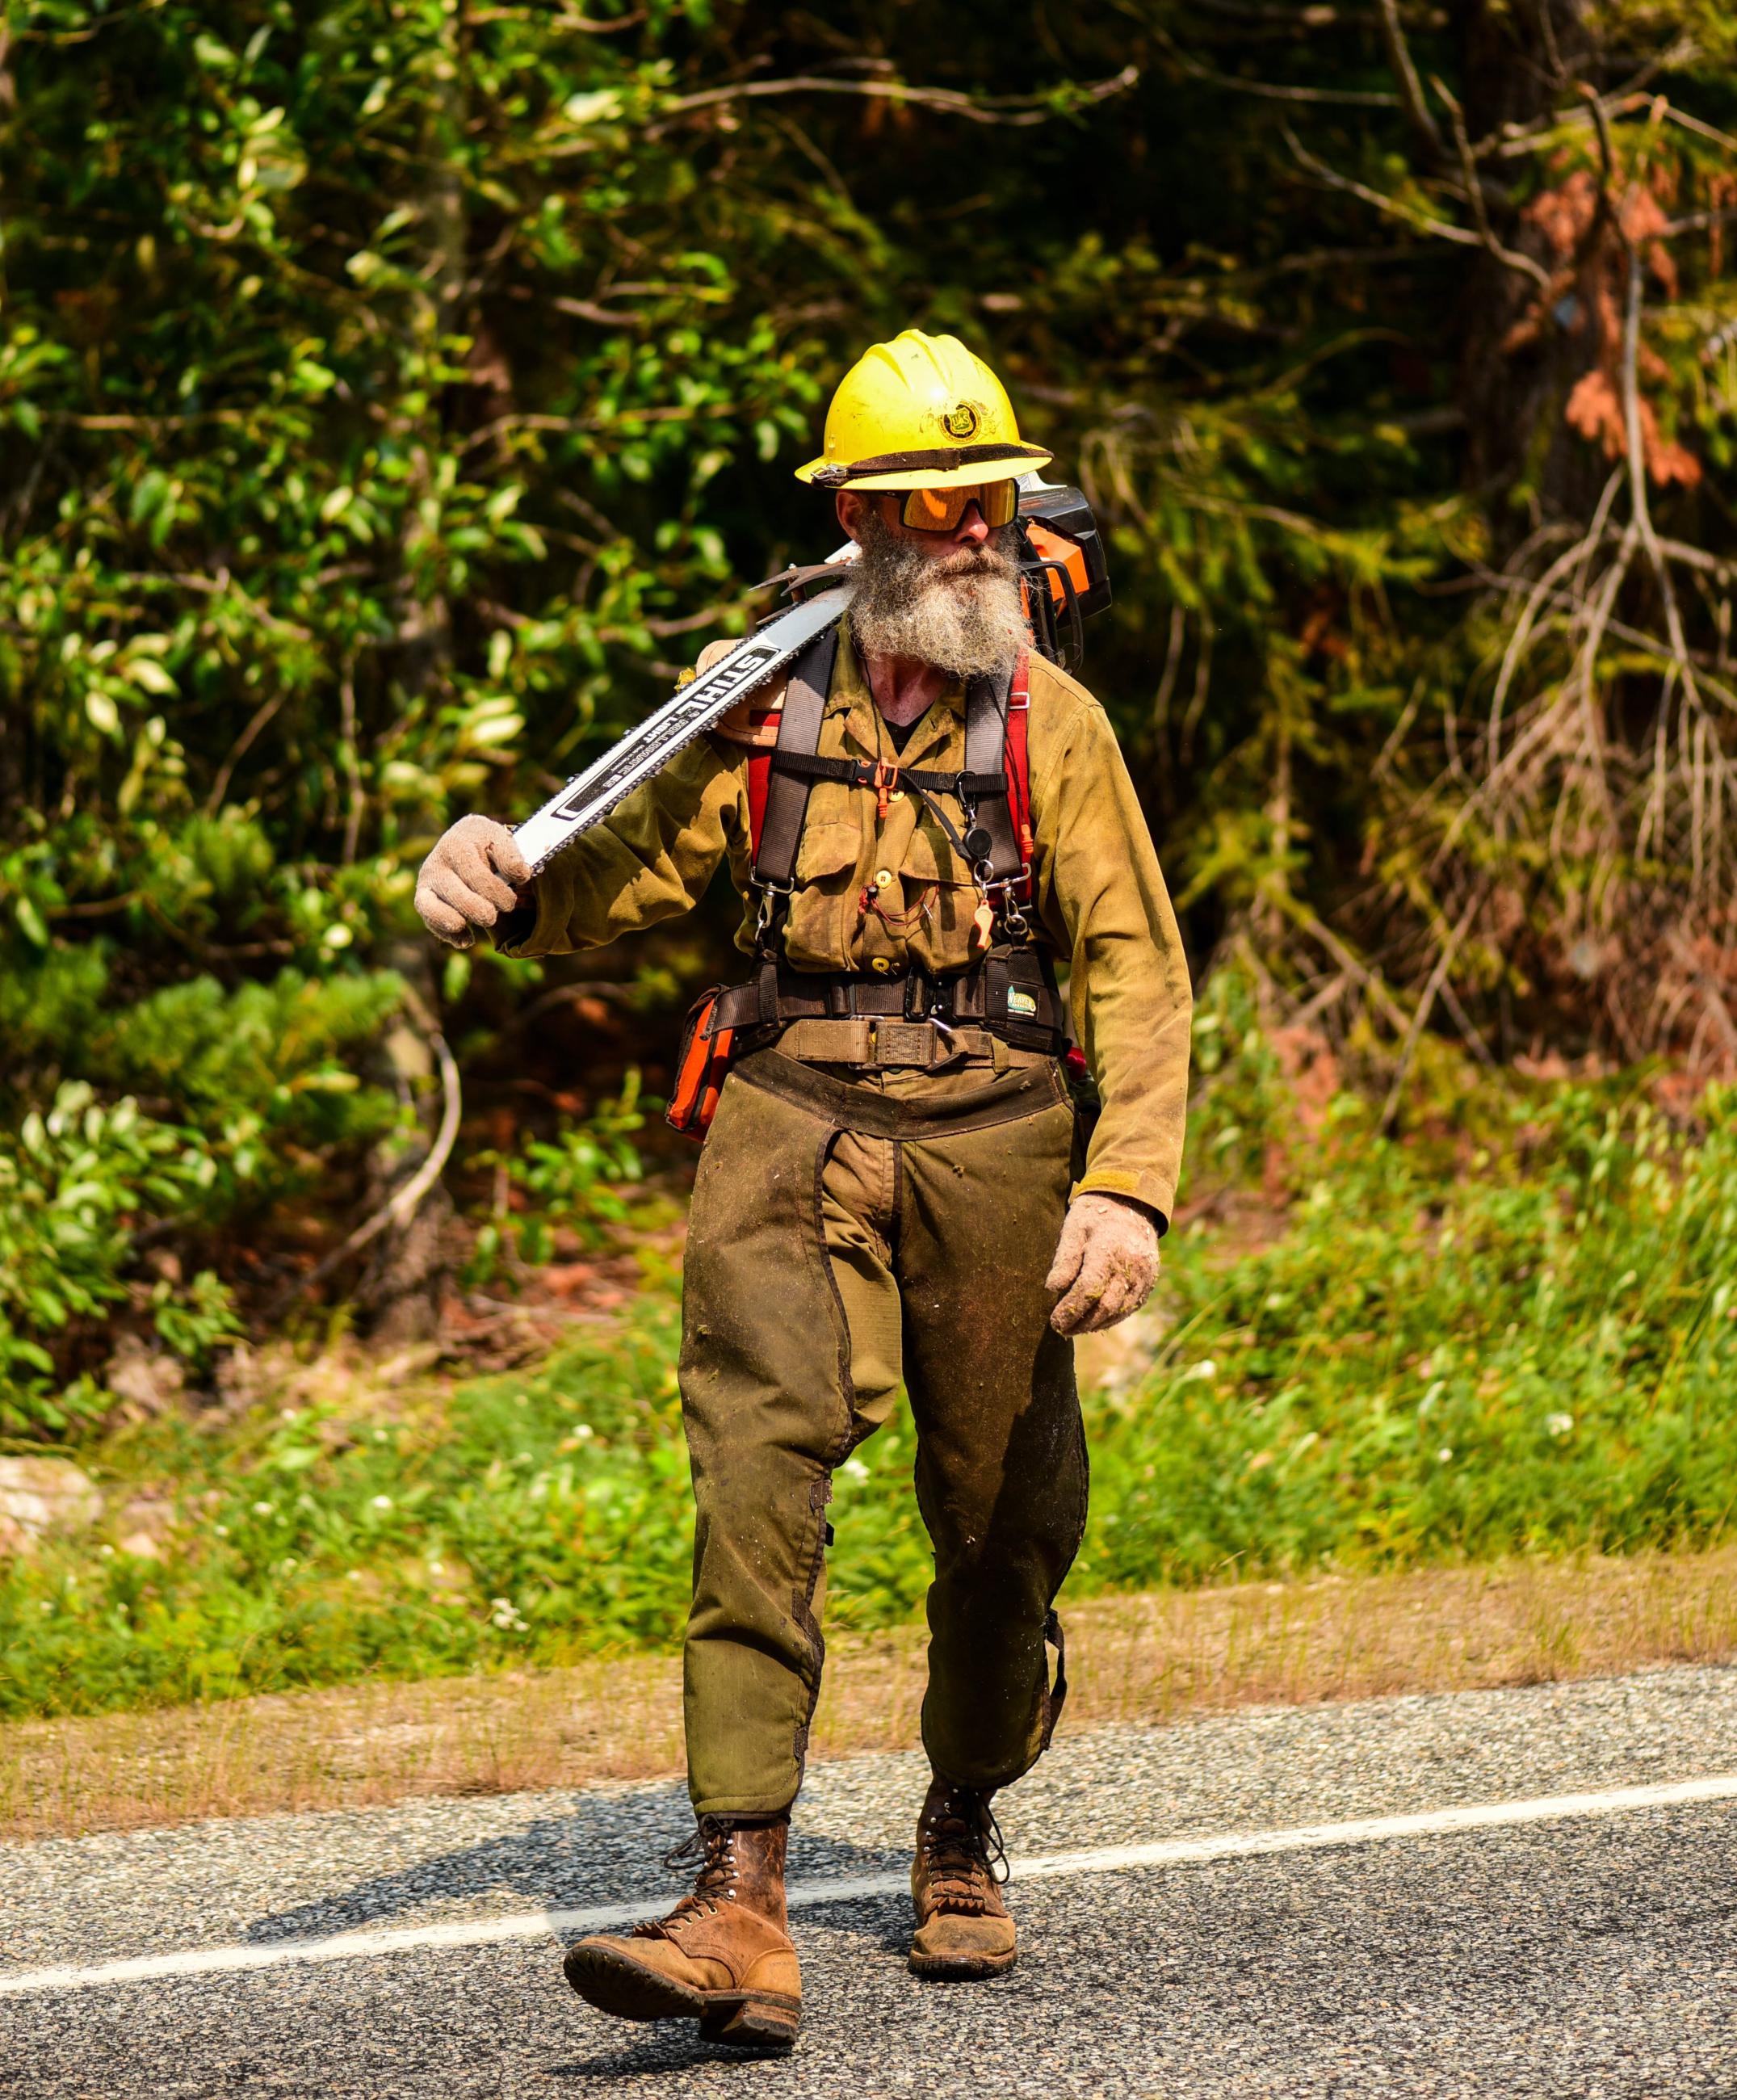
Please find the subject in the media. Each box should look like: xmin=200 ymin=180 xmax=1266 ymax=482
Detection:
xmin=678 ymin=1045 xmax=1087 ymax=1818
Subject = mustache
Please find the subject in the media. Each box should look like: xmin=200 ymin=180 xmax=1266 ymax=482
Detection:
xmin=866 ymin=527 xmax=1020 ymax=591
xmin=926 ymin=541 xmax=1017 ymax=580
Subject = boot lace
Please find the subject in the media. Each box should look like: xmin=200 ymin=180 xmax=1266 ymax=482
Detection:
xmin=918 ymin=1788 xmax=1009 ymax=1915
xmin=636 ymin=1816 xmax=740 ymax=1937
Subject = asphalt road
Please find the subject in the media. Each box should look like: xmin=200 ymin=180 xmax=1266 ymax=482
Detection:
xmin=6 ymin=1666 xmax=1737 ymax=2098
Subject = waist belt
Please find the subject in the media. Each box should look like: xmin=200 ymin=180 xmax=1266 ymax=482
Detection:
xmin=777 ymin=1018 xmax=1005 ymax=1069
xmin=709 ymin=950 xmax=1069 ymax=1055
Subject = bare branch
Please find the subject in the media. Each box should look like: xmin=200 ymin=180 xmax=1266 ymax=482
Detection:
xmin=1282 ymin=123 xmax=1552 ymax=287
xmin=1659 ymin=104 xmax=1737 ymax=154
xmin=1374 ymin=0 xmax=1443 ymax=158
xmin=1154 ymin=29 xmax=1400 ymax=107
xmin=1433 ymin=76 xmax=1551 ymax=286
xmin=1378 ymin=888 xmax=1483 ymax=1128
xmin=661 ymin=66 xmax=1139 ymax=129
xmin=206 ymin=695 xmax=287 ymax=817
xmin=264 ymin=1021 xmax=463 ymax=1321
xmin=1481 ymin=43 xmax=1699 ymax=160
xmin=1619 ymin=235 xmax=1711 ymax=745
xmin=466 ymin=6 xmax=645 ymax=27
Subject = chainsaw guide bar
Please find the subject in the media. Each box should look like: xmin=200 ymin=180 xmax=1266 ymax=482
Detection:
xmin=512 ymin=584 xmax=854 ymax=877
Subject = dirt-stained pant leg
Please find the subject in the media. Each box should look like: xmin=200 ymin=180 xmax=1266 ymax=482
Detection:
xmin=680 ymin=1051 xmax=1084 ymax=1816
xmin=897 ymin=1094 xmax=1085 ymax=1791
xmin=678 ymin=1070 xmax=852 ymax=1818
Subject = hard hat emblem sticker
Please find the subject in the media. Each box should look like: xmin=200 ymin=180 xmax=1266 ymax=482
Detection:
xmin=942 ymin=402 xmax=980 ymax=439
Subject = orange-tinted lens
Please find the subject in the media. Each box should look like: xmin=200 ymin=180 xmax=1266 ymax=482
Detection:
xmin=896 ymin=481 xmax=1018 ymax=532
xmin=897 ymin=485 xmax=967 ymax=532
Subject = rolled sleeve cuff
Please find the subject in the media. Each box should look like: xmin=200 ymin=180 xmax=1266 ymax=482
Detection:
xmin=1071 ymin=1167 xmax=1173 ymax=1237
xmin=492 ymin=876 xmax=573 ymax=959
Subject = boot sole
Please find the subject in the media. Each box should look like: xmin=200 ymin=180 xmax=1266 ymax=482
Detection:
xmin=562 ymin=1943 xmax=800 ymax=2051
xmin=908 ymin=1946 xmax=1018 ymax=1982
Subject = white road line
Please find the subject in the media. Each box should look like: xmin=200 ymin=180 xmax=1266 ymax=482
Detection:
xmin=6 ymin=1770 xmax=1735 ymax=1999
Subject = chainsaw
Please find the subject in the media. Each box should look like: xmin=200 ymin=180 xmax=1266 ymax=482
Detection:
xmin=511 ymin=475 xmax=1110 ymax=877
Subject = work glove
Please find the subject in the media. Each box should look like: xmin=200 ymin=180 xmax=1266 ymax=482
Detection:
xmin=1045 ymin=1192 xmax=1160 ymax=1337
xmin=413 ymin=815 xmax=532 ymax=949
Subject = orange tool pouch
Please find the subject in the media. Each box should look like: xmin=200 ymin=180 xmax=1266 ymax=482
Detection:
xmin=665 ymin=988 xmax=736 ymax=1140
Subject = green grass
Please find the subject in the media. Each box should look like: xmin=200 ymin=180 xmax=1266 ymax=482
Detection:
xmin=8 ymin=1070 xmax=1737 ymax=1723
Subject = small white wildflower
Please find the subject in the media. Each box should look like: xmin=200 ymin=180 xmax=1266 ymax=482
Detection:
xmin=370 ymin=1494 xmax=392 ymax=1512
xmin=428 ymin=1560 xmax=445 ymax=1577
xmin=98 ymin=1544 xmax=115 ymax=1558
xmin=574 ymin=1423 xmax=594 ymax=1441
xmin=39 ymin=1601 xmax=53 ymax=1615
xmin=214 ymin=1523 xmax=230 ymax=1539
xmin=841 ymin=1457 xmax=871 ymax=1482
xmin=279 ymin=1408 xmax=300 ymax=1422
xmin=373 ymin=1428 xmax=389 ymax=1444
xmin=279 ymin=1555 xmax=299 ymax=1573
xmin=251 ymin=1501 xmax=275 ymax=1517
xmin=1546 ymin=1412 xmax=1574 ymax=1438
xmin=346 ymin=1569 xmax=362 ymax=1581
xmin=1437 ymin=1447 xmax=1454 ymax=1464
xmin=489 ymin=1596 xmax=527 ymax=1632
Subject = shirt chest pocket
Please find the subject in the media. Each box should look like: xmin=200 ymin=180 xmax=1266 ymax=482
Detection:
xmin=893 ymin=814 xmax=983 ymax=960
xmin=898 ymin=818 xmax=976 ymax=894
xmin=782 ymin=820 xmax=862 ymax=965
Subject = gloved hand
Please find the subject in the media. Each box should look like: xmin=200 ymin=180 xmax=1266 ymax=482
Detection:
xmin=414 ymin=815 xmax=532 ymax=949
xmin=1045 ymin=1192 xmax=1160 ymax=1336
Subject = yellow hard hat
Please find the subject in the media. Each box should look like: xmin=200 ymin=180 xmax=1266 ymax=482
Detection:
xmin=795 ymin=329 xmax=1051 ymax=491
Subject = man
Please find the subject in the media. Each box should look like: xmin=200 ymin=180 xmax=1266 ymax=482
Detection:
xmin=415 ymin=330 xmax=1192 ymax=2051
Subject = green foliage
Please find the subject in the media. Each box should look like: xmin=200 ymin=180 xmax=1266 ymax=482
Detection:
xmin=13 ymin=1070 xmax=1737 ymax=1718
xmin=0 ymin=1084 xmax=235 ymax=1434
xmin=1082 ymin=1082 xmax=1737 ymax=1586
xmin=0 ymin=3 xmax=1731 ymax=1418
xmin=467 ymin=1076 xmax=648 ymax=1281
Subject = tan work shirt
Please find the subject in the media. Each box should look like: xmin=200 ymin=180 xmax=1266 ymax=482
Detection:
xmin=500 ymin=623 xmax=1193 ymax=1220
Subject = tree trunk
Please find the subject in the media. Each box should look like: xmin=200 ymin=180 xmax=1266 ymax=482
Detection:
xmin=1455 ymin=0 xmax=1614 ymax=539
xmin=355 ymin=27 xmax=470 ymax=1345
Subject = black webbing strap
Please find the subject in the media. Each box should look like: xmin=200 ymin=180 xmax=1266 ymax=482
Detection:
xmin=964 ymin=667 xmax=1022 ymax=886
xmin=753 ymin=624 xmax=839 ymax=892
xmin=764 ymin=748 xmax=1006 ymax=801
xmin=710 ymin=952 xmax=1068 ymax=1052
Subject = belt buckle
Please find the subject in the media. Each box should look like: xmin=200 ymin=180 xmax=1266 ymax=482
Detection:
xmin=874 ymin=1021 xmax=934 ymax=1069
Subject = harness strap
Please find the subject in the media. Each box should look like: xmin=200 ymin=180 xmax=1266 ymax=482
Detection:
xmin=709 ymin=951 xmax=1068 ymax=1054
xmin=964 ymin=666 xmax=1022 ymax=889
xmin=762 ymin=750 xmax=1009 ymax=804
xmin=751 ymin=626 xmax=838 ymax=893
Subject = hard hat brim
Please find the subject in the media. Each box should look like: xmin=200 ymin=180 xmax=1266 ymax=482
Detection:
xmin=795 ymin=443 xmax=1052 ymax=491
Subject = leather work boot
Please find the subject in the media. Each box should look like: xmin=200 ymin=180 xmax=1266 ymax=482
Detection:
xmin=908 ymin=1778 xmax=1017 ymax=1980
xmin=562 ymin=1816 xmax=800 ymax=2051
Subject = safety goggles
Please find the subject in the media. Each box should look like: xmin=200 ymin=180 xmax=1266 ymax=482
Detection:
xmin=887 ymin=480 xmax=1019 ymax=534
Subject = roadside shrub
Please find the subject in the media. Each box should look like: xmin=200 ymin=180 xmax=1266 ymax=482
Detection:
xmin=466 ymin=1076 xmax=648 ymax=1283
xmin=0 ymin=1084 xmax=236 ymax=1435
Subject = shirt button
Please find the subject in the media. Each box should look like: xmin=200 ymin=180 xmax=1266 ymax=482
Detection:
xmin=875 ymin=868 xmax=893 ymax=890
xmin=869 ymin=956 xmax=892 ymax=974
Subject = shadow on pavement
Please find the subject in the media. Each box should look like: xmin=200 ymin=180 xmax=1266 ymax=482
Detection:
xmin=242 ymin=1783 xmax=909 ymax=1947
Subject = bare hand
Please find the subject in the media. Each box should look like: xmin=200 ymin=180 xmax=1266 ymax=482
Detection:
xmin=413 ymin=816 xmax=532 ymax=949
xmin=1045 ymin=1192 xmax=1160 ymax=1336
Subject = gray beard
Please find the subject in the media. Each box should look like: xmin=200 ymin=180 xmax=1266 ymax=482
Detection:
xmin=847 ymin=510 xmax=1027 ymax=679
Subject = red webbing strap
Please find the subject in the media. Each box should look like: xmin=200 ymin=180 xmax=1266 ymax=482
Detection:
xmin=1005 ymin=652 xmax=1033 ymax=901
xmin=745 ymin=717 xmax=778 ymax=857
